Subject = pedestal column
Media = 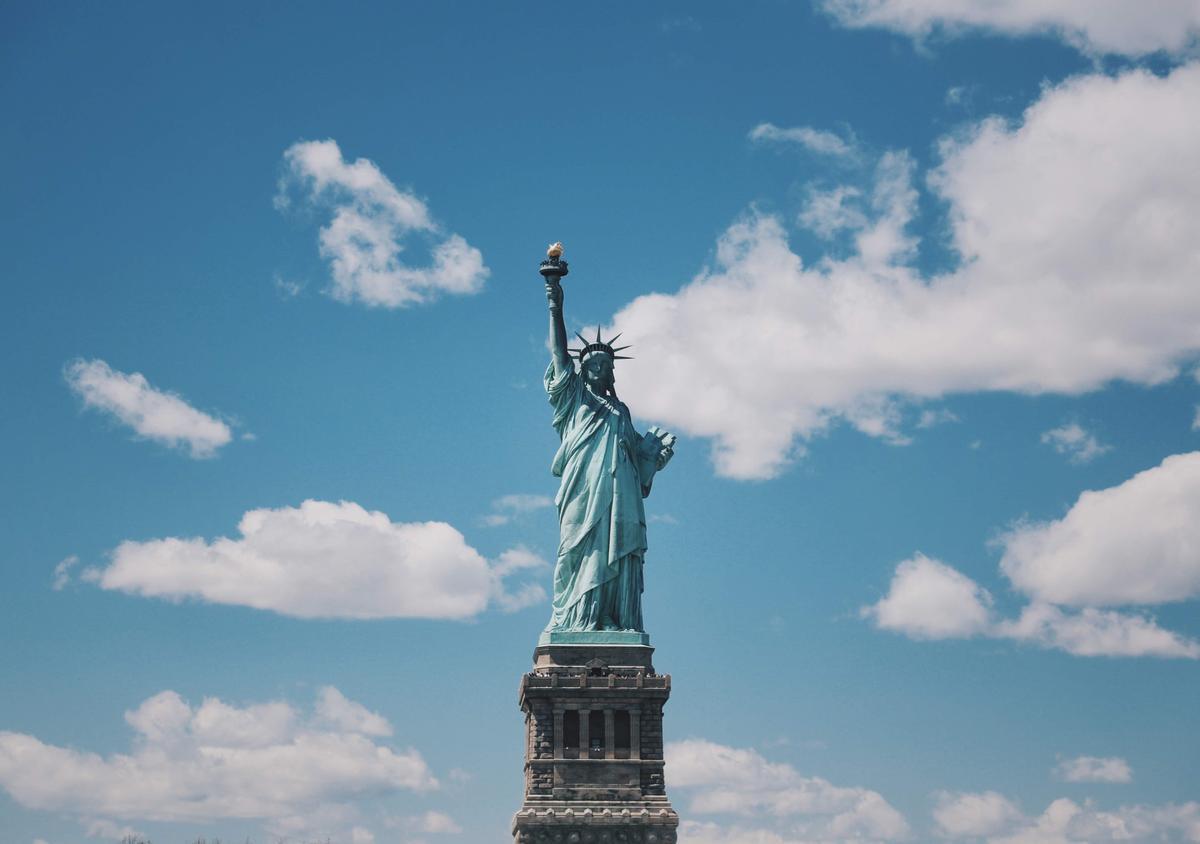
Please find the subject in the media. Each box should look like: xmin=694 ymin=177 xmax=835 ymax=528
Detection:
xmin=512 ymin=638 xmax=680 ymax=844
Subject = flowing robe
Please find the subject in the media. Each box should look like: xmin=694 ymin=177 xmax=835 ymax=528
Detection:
xmin=544 ymin=360 xmax=651 ymax=632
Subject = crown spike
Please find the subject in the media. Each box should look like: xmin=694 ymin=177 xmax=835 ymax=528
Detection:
xmin=595 ymin=325 xmax=602 ymax=343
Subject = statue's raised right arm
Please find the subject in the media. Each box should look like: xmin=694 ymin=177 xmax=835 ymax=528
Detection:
xmin=547 ymin=277 xmax=571 ymax=378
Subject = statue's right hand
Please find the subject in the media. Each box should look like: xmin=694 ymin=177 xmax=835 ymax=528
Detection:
xmin=546 ymin=280 xmax=563 ymax=309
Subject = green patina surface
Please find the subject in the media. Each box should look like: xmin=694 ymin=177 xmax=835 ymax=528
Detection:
xmin=540 ymin=251 xmax=677 ymax=637
xmin=538 ymin=630 xmax=652 ymax=646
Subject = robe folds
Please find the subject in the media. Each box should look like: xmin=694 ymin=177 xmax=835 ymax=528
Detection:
xmin=544 ymin=360 xmax=650 ymax=632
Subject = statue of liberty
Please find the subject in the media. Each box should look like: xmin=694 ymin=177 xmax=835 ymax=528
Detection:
xmin=540 ymin=243 xmax=677 ymax=635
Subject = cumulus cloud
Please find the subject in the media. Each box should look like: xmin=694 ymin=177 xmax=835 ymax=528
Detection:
xmin=1055 ymin=756 xmax=1132 ymax=784
xmin=984 ymin=796 xmax=1200 ymax=844
xmin=819 ymin=0 xmax=1200 ymax=57
xmin=934 ymin=791 xmax=1024 ymax=839
xmin=87 ymin=499 xmax=546 ymax=620
xmin=315 ymin=686 xmax=392 ymax=737
xmin=65 ymin=359 xmax=234 ymax=458
xmin=0 ymin=688 xmax=435 ymax=841
xmin=1041 ymin=423 xmax=1111 ymax=464
xmin=668 ymin=739 xmax=909 ymax=842
xmin=749 ymin=123 xmax=857 ymax=158
xmin=866 ymin=455 xmax=1200 ymax=658
xmin=1000 ymin=452 xmax=1200 ymax=607
xmin=862 ymin=554 xmax=993 ymax=640
xmin=613 ymin=64 xmax=1200 ymax=479
xmin=995 ymin=603 xmax=1199 ymax=659
xmin=277 ymin=139 xmax=487 ymax=308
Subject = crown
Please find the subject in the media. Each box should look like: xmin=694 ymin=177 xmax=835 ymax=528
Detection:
xmin=569 ymin=327 xmax=632 ymax=362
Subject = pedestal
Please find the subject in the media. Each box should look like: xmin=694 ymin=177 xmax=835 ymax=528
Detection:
xmin=511 ymin=641 xmax=680 ymax=844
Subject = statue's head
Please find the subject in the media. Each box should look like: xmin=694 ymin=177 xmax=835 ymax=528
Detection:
xmin=571 ymin=328 xmax=631 ymax=395
xmin=581 ymin=350 xmax=615 ymax=392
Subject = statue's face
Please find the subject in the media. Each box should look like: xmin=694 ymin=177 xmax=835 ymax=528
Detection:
xmin=581 ymin=353 xmax=614 ymax=391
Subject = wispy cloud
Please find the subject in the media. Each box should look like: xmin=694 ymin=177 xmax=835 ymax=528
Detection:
xmin=917 ymin=408 xmax=960 ymax=429
xmin=51 ymin=555 xmax=79 ymax=591
xmin=749 ymin=122 xmax=857 ymax=158
xmin=797 ymin=185 xmax=868 ymax=239
xmin=1041 ymin=422 xmax=1111 ymax=464
xmin=277 ymin=139 xmax=487 ymax=308
xmin=65 ymin=358 xmax=234 ymax=458
xmin=482 ymin=493 xmax=554 ymax=527
xmin=1055 ymin=755 xmax=1132 ymax=783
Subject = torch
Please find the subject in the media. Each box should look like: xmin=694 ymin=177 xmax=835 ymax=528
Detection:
xmin=539 ymin=241 xmax=569 ymax=288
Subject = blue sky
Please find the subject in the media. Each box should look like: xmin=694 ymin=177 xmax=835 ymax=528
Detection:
xmin=3 ymin=2 xmax=1200 ymax=843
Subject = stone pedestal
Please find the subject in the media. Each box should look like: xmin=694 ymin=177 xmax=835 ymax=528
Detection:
xmin=512 ymin=642 xmax=680 ymax=844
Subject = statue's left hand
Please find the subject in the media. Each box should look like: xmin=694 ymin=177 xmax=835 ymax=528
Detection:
xmin=647 ymin=426 xmax=677 ymax=470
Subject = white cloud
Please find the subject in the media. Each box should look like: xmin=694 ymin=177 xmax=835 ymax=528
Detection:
xmin=868 ymin=567 xmax=1199 ymax=658
xmin=999 ymin=452 xmax=1200 ymax=607
xmin=0 ymin=688 xmax=435 ymax=840
xmin=489 ymin=546 xmax=550 ymax=612
xmin=798 ymin=186 xmax=868 ymax=239
xmin=65 ymin=359 xmax=234 ymax=459
xmin=868 ymin=453 xmax=1200 ymax=658
xmin=315 ymin=686 xmax=392 ymax=737
xmin=613 ymin=64 xmax=1200 ymax=479
xmin=51 ymin=555 xmax=79 ymax=591
xmin=494 ymin=493 xmax=555 ymax=512
xmin=1040 ymin=423 xmax=1111 ymax=464
xmin=819 ymin=0 xmax=1200 ymax=57
xmin=668 ymin=739 xmax=909 ymax=842
xmin=749 ymin=123 xmax=857 ymax=158
xmin=679 ymin=821 xmax=794 ymax=844
xmin=986 ymin=797 xmax=1200 ymax=844
xmin=996 ymin=603 xmax=1200 ymax=659
xmin=917 ymin=408 xmax=959 ymax=429
xmin=1055 ymin=756 xmax=1132 ymax=784
xmin=417 ymin=810 xmax=462 ymax=834
xmin=278 ymin=139 xmax=487 ymax=308
xmin=862 ymin=554 xmax=993 ymax=640
xmin=482 ymin=493 xmax=555 ymax=527
xmin=934 ymin=791 xmax=1024 ymax=838
xmin=870 ymin=571 xmax=1200 ymax=659
xmin=88 ymin=499 xmax=546 ymax=620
